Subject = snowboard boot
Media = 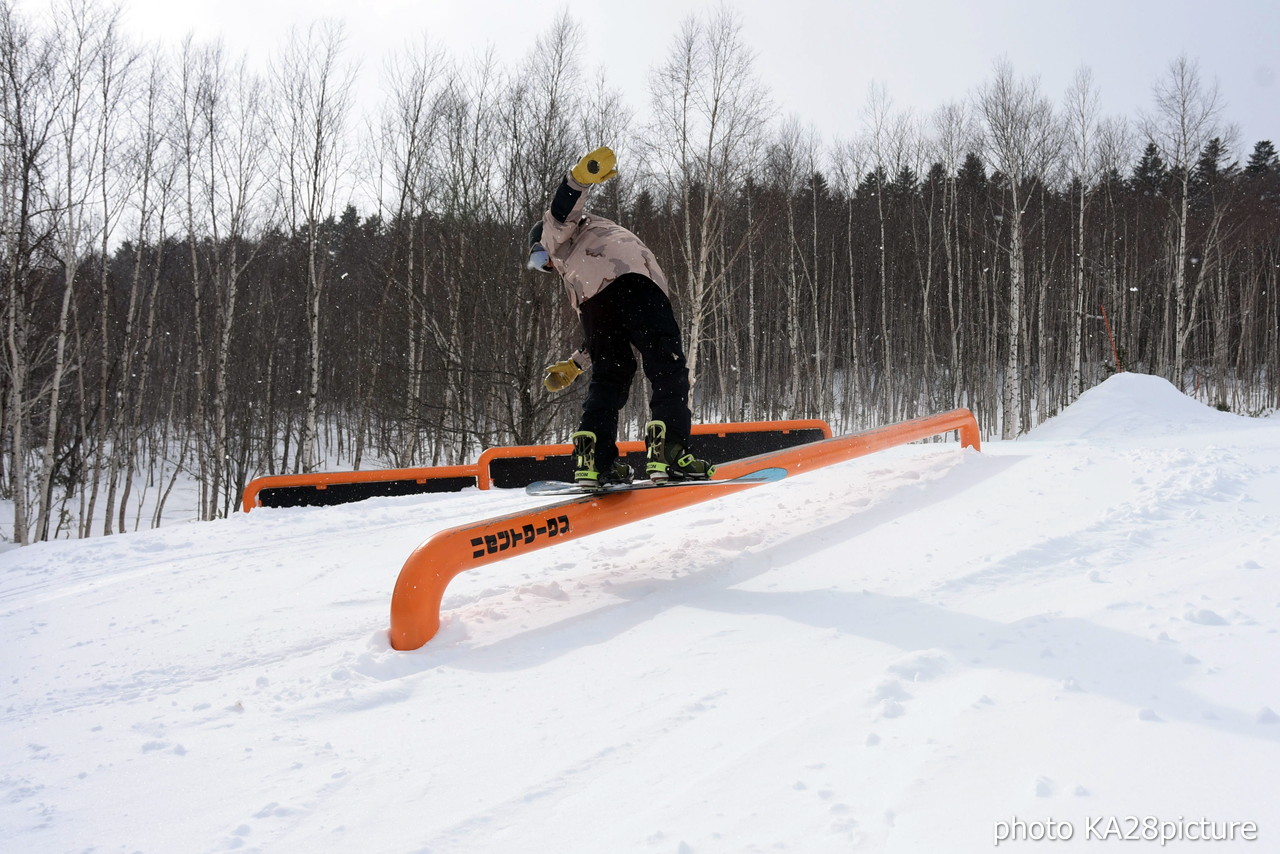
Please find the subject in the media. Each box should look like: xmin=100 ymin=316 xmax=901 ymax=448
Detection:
xmin=644 ymin=420 xmax=715 ymax=482
xmin=571 ymin=430 xmax=633 ymax=487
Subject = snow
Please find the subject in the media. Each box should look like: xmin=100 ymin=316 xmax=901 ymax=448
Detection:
xmin=2 ymin=372 xmax=1278 ymax=852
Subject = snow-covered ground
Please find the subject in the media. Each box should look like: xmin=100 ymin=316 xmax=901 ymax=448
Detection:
xmin=2 ymin=373 xmax=1277 ymax=853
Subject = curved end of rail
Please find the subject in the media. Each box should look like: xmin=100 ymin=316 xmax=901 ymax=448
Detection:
xmin=389 ymin=538 xmax=453 ymax=650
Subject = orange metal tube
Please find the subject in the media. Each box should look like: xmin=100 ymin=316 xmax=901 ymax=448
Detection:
xmin=243 ymin=420 xmax=832 ymax=508
xmin=473 ymin=419 xmax=832 ymax=489
xmin=241 ymin=464 xmax=480 ymax=512
xmin=389 ymin=409 xmax=978 ymax=650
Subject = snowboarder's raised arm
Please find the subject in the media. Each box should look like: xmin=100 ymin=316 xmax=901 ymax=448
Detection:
xmin=541 ymin=147 xmax=617 ymax=254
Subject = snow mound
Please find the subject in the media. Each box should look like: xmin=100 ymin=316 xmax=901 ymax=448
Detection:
xmin=1025 ymin=372 xmax=1254 ymax=442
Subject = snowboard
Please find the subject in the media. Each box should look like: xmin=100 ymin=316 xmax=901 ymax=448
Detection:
xmin=525 ymin=466 xmax=787 ymax=497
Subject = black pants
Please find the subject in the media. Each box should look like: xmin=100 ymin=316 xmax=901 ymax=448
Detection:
xmin=578 ymin=273 xmax=692 ymax=469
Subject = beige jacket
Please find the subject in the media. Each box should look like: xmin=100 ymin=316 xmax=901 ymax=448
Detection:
xmin=540 ymin=174 xmax=670 ymax=315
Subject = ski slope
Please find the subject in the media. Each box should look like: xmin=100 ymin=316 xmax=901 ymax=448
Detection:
xmin=2 ymin=373 xmax=1278 ymax=853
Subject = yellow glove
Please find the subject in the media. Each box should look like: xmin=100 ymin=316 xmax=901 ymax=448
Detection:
xmin=543 ymin=357 xmax=584 ymax=392
xmin=570 ymin=146 xmax=617 ymax=185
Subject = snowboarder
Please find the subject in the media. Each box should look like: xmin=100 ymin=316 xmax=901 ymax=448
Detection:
xmin=529 ymin=145 xmax=714 ymax=487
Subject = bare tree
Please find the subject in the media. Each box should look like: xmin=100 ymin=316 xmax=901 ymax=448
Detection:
xmin=372 ymin=37 xmax=447 ymax=221
xmin=828 ymin=135 xmax=870 ymax=420
xmin=110 ymin=42 xmax=178 ymax=533
xmin=579 ymin=65 xmax=632 ymax=213
xmin=171 ymin=34 xmax=212 ymax=507
xmin=83 ymin=5 xmax=134 ymax=536
xmin=35 ymin=0 xmax=120 ymax=540
xmin=930 ymin=100 xmax=981 ymax=406
xmin=1143 ymin=54 xmax=1224 ymax=387
xmin=497 ymin=12 xmax=585 ymax=444
xmin=978 ymin=59 xmax=1061 ymax=438
xmin=765 ymin=117 xmax=821 ymax=414
xmin=643 ymin=5 xmax=770 ymax=386
xmin=861 ymin=82 xmax=920 ymax=384
xmin=204 ymin=46 xmax=273 ymax=515
xmin=1062 ymin=66 xmax=1101 ymax=406
xmin=371 ymin=35 xmax=449 ymax=465
xmin=270 ymin=20 xmax=355 ymax=471
xmin=438 ymin=52 xmax=502 ymax=223
xmin=1 ymin=0 xmax=64 ymax=544
xmin=434 ymin=51 xmax=508 ymax=453
xmin=502 ymin=11 xmax=582 ymax=218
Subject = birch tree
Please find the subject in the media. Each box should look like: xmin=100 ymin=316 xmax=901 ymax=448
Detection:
xmin=643 ymin=5 xmax=770 ymax=386
xmin=35 ymin=0 xmax=119 ymax=540
xmin=109 ymin=43 xmax=177 ymax=534
xmin=578 ymin=66 xmax=633 ymax=222
xmin=502 ymin=11 xmax=581 ymax=219
xmin=1 ymin=0 xmax=62 ymax=544
xmin=1062 ymin=66 xmax=1101 ymax=405
xmin=861 ymin=83 xmax=904 ymax=379
xmin=371 ymin=36 xmax=448 ymax=465
xmin=1143 ymin=54 xmax=1224 ymax=387
xmin=978 ymin=59 xmax=1061 ymax=437
xmin=828 ymin=135 xmax=870 ymax=419
xmin=270 ymin=20 xmax=354 ymax=471
xmin=930 ymin=101 xmax=981 ymax=405
xmin=204 ymin=46 xmax=272 ymax=516
xmin=500 ymin=12 xmax=585 ymax=444
xmin=171 ymin=35 xmax=211 ymax=506
xmin=83 ymin=6 xmax=133 ymax=535
xmin=765 ymin=117 xmax=820 ymax=414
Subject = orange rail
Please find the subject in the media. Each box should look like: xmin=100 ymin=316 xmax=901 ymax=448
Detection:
xmin=243 ymin=419 xmax=831 ymax=509
xmin=389 ymin=409 xmax=978 ymax=650
xmin=241 ymin=464 xmax=479 ymax=512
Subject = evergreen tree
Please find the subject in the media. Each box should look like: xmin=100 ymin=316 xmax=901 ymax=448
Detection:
xmin=1131 ymin=142 xmax=1168 ymax=196
xmin=1191 ymin=137 xmax=1236 ymax=205
xmin=956 ymin=152 xmax=987 ymax=190
xmin=858 ymin=165 xmax=890 ymax=197
xmin=924 ymin=161 xmax=947 ymax=188
xmin=1193 ymin=137 xmax=1235 ymax=184
xmin=890 ymin=165 xmax=918 ymax=195
xmin=1244 ymin=140 xmax=1279 ymax=176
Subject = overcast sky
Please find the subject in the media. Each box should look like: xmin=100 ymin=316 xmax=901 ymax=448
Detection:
xmin=75 ymin=0 xmax=1280 ymax=159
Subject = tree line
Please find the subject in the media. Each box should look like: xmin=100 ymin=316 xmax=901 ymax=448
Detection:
xmin=3 ymin=1 xmax=1277 ymax=544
